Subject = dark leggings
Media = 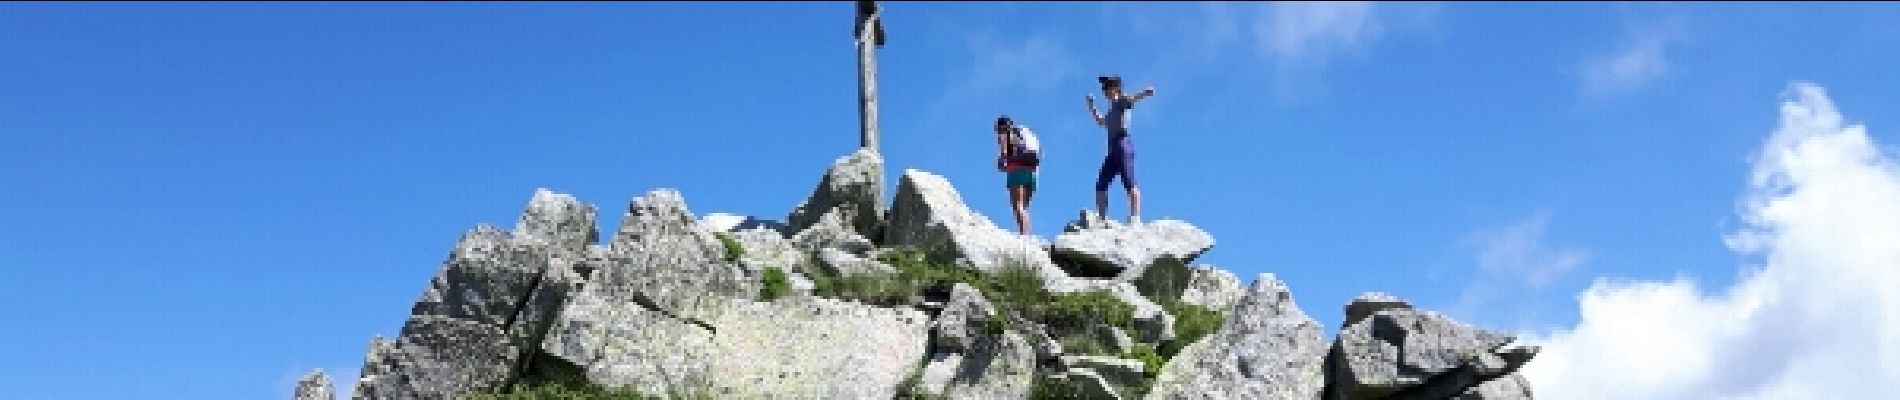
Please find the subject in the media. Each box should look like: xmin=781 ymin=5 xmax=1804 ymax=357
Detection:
xmin=1095 ymin=145 xmax=1136 ymax=191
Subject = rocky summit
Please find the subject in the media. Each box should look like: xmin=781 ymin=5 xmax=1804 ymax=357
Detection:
xmin=300 ymin=149 xmax=1538 ymax=399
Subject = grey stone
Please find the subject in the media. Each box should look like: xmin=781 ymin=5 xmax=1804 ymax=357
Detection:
xmin=731 ymin=225 xmax=803 ymax=277
xmin=818 ymin=247 xmax=897 ymax=277
xmin=1051 ymin=219 xmax=1214 ymax=281
xmin=934 ymin=283 xmax=1000 ymax=352
xmin=541 ymin=287 xmax=716 ymax=396
xmin=349 ymin=336 xmax=392 ymax=400
xmin=1323 ymin=294 xmax=1539 ymax=400
xmin=354 ymin=316 xmax=519 ymax=399
xmin=1061 ymin=209 xmax=1121 ymax=234
xmin=786 ymin=148 xmax=886 ymax=241
xmin=698 ymin=297 xmax=931 ymax=399
xmin=355 ymin=190 xmax=601 ymax=399
xmin=1180 ymin=265 xmax=1244 ymax=311
xmin=1456 ymin=374 xmax=1534 ymax=400
xmin=545 ymin=291 xmax=930 ymax=398
xmin=1342 ymin=292 xmax=1411 ymax=329
xmin=787 ymin=271 xmax=816 ymax=296
xmin=514 ymin=189 xmax=599 ymax=258
xmin=914 ymin=331 xmax=1037 ymax=400
xmin=293 ymin=369 xmax=334 ymax=400
xmin=1146 ymin=273 xmax=1328 ymax=400
xmin=794 ymin=208 xmax=878 ymax=256
xmin=600 ymin=189 xmax=755 ymax=323
xmin=883 ymin=169 xmax=1072 ymax=286
xmin=407 ymin=225 xmax=547 ymax=327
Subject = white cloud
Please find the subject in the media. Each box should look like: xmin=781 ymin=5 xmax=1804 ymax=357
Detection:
xmin=1579 ymin=15 xmax=1687 ymax=98
xmin=1256 ymin=1 xmax=1380 ymax=69
xmin=1522 ymin=83 xmax=1900 ymax=399
xmin=1580 ymin=36 xmax=1670 ymax=96
xmin=1465 ymin=209 xmax=1590 ymax=287
xmin=956 ymin=31 xmax=1078 ymax=95
xmin=923 ymin=30 xmax=1080 ymax=124
xmin=1447 ymin=210 xmax=1589 ymax=328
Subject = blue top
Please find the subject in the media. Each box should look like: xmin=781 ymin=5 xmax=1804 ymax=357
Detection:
xmin=1105 ymin=98 xmax=1134 ymax=138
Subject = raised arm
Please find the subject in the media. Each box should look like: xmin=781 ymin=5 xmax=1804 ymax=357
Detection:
xmin=1128 ymin=86 xmax=1157 ymax=103
xmin=1085 ymin=94 xmax=1104 ymax=127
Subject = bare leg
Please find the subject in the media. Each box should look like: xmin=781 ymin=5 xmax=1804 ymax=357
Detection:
xmin=1011 ymin=186 xmax=1031 ymax=235
xmin=1127 ymin=186 xmax=1142 ymax=224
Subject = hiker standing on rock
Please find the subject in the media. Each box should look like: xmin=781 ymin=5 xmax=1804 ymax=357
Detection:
xmin=995 ymin=115 xmax=1040 ymax=235
xmin=1085 ymin=75 xmax=1155 ymax=224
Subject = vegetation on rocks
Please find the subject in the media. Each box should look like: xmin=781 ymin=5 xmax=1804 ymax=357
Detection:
xmin=715 ymin=232 xmax=744 ymax=263
xmin=1159 ymin=299 xmax=1222 ymax=359
xmin=759 ymin=266 xmax=791 ymax=301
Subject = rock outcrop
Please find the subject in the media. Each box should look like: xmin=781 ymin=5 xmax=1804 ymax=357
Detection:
xmin=1051 ymin=218 xmax=1214 ymax=280
xmin=307 ymin=155 xmax=1537 ymax=399
xmin=294 ymin=369 xmax=334 ymax=400
xmin=787 ymin=148 xmax=886 ymax=241
xmin=1322 ymin=293 xmax=1539 ymax=400
xmin=883 ymin=169 xmax=1071 ymax=286
xmin=1180 ymin=265 xmax=1244 ymax=310
xmin=352 ymin=190 xmax=596 ymax=399
xmin=1147 ymin=273 xmax=1328 ymax=400
xmin=914 ymin=284 xmax=1037 ymax=399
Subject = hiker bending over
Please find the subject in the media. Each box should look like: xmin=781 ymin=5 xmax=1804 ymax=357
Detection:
xmin=1084 ymin=75 xmax=1155 ymax=224
xmin=995 ymin=115 xmax=1040 ymax=235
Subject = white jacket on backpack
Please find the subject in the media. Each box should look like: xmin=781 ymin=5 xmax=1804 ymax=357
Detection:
xmin=1008 ymin=125 xmax=1042 ymax=167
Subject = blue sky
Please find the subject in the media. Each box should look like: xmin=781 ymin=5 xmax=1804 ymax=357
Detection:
xmin=5 ymin=2 xmax=1900 ymax=399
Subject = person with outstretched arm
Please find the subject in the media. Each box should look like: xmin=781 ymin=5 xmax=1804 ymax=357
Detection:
xmin=1084 ymin=75 xmax=1155 ymax=225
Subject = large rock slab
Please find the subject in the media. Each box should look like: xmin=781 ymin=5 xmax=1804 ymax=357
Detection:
xmin=354 ymin=315 xmax=520 ymax=399
xmin=535 ymin=189 xmax=766 ymax=395
xmin=731 ymin=225 xmax=803 ymax=277
xmin=1146 ymin=273 xmax=1328 ymax=400
xmin=355 ymin=190 xmax=598 ymax=399
xmin=795 ymin=209 xmax=878 ymax=257
xmin=599 ymin=189 xmax=756 ymax=322
xmin=883 ymin=169 xmax=1071 ymax=286
xmin=293 ymin=369 xmax=334 ymax=400
xmin=914 ymin=284 xmax=1037 ymax=399
xmin=1323 ymin=294 xmax=1540 ymax=400
xmin=786 ymin=148 xmax=886 ymax=241
xmin=1051 ymin=219 xmax=1214 ymax=281
xmin=1180 ymin=265 xmax=1244 ymax=311
xmin=540 ymin=288 xmax=717 ymax=396
xmin=699 ymin=297 xmax=931 ymax=399
xmin=545 ymin=292 xmax=930 ymax=398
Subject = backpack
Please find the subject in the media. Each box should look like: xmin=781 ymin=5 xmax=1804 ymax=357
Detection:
xmin=1008 ymin=125 xmax=1042 ymax=167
